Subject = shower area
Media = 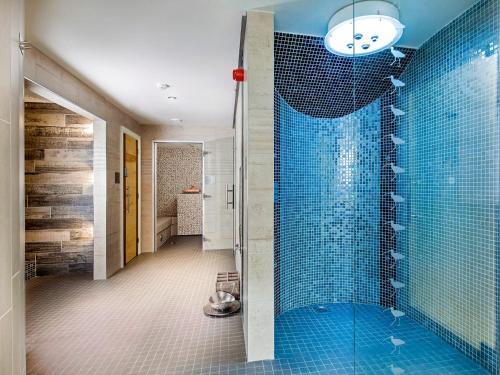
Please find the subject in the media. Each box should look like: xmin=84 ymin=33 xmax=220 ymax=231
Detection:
xmin=272 ymin=0 xmax=499 ymax=373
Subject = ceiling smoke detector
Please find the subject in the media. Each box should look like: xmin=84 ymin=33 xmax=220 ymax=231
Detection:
xmin=156 ymin=82 xmax=170 ymax=90
xmin=325 ymin=0 xmax=405 ymax=57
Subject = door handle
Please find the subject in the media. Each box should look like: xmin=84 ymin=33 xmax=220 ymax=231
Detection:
xmin=126 ymin=186 xmax=131 ymax=213
xmin=225 ymin=184 xmax=234 ymax=210
xmin=234 ymin=243 xmax=242 ymax=256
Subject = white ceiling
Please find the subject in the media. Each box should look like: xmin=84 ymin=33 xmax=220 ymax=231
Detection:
xmin=26 ymin=0 xmax=480 ymax=127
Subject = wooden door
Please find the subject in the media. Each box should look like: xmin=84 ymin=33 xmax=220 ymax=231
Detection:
xmin=124 ymin=134 xmax=138 ymax=264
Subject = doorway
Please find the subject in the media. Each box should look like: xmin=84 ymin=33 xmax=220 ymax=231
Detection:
xmin=152 ymin=139 xmax=234 ymax=252
xmin=153 ymin=142 xmax=204 ymax=250
xmin=121 ymin=128 xmax=141 ymax=267
xmin=23 ymin=80 xmax=107 ymax=279
xmin=123 ymin=134 xmax=139 ymax=264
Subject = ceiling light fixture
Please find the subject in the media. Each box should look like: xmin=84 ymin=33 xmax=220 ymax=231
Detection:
xmin=170 ymin=118 xmax=183 ymax=123
xmin=325 ymin=0 xmax=405 ymax=57
xmin=156 ymin=82 xmax=170 ymax=90
xmin=167 ymin=96 xmax=177 ymax=100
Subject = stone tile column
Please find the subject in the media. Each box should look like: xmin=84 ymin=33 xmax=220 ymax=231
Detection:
xmin=243 ymin=10 xmax=274 ymax=362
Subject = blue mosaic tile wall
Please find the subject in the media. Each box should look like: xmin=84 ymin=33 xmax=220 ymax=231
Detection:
xmin=273 ymin=0 xmax=498 ymax=372
xmin=274 ymin=32 xmax=415 ymax=316
xmin=275 ymin=94 xmax=381 ymax=313
xmin=273 ymin=34 xmax=413 ymax=316
xmin=392 ymin=0 xmax=499 ymax=372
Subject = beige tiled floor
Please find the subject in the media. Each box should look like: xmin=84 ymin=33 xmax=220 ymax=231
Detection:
xmin=26 ymin=236 xmax=246 ymax=375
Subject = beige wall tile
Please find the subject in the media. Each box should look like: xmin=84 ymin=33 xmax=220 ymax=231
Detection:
xmin=0 ymin=0 xmax=10 ymax=123
xmin=11 ymin=272 xmax=25 ymax=375
xmin=243 ymin=10 xmax=274 ymax=362
xmin=0 ymin=311 xmax=13 ymax=375
xmin=0 ymin=121 xmax=12 ymax=316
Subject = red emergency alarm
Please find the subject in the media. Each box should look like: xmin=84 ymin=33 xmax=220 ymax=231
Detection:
xmin=232 ymin=68 xmax=245 ymax=82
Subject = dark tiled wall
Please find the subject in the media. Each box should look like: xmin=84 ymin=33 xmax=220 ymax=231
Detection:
xmin=25 ymin=102 xmax=94 ymax=277
xmin=274 ymin=32 xmax=414 ymax=119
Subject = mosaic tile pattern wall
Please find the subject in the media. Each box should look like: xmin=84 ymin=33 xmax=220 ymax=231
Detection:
xmin=274 ymin=0 xmax=498 ymax=371
xmin=274 ymin=32 xmax=414 ymax=119
xmin=273 ymin=32 xmax=411 ymax=315
xmin=156 ymin=143 xmax=202 ymax=217
xmin=275 ymin=94 xmax=381 ymax=313
xmin=393 ymin=0 xmax=499 ymax=371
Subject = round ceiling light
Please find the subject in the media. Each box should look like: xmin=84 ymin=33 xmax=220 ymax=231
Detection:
xmin=325 ymin=0 xmax=405 ymax=57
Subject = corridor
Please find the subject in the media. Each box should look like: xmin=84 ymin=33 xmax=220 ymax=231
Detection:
xmin=26 ymin=237 xmax=245 ymax=375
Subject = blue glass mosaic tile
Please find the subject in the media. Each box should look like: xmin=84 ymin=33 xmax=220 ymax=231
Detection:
xmin=393 ymin=0 xmax=499 ymax=372
xmin=276 ymin=95 xmax=381 ymax=313
xmin=273 ymin=0 xmax=498 ymax=373
xmin=274 ymin=32 xmax=414 ymax=119
xmin=189 ymin=304 xmax=489 ymax=374
xmin=276 ymin=304 xmax=489 ymax=374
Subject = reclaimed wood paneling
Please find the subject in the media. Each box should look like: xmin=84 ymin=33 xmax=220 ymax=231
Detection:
xmin=44 ymin=149 xmax=93 ymax=161
xmin=25 ymin=126 xmax=92 ymax=138
xmin=25 ymin=102 xmax=74 ymax=114
xmin=26 ymin=171 xmax=93 ymax=184
xmin=51 ymin=206 xmax=93 ymax=219
xmin=70 ymin=228 xmax=93 ymax=240
xmin=26 ymin=184 xmax=83 ymax=195
xmin=34 ymin=160 xmax=93 ymax=172
xmin=35 ymin=253 xmax=65 ymax=264
xmin=25 ymin=112 xmax=66 ymax=126
xmin=25 ymin=149 xmax=45 ymax=160
xmin=25 ymin=160 xmax=35 ymax=173
xmin=25 ymin=104 xmax=94 ymax=276
xmin=27 ymin=195 xmax=92 ymax=207
xmin=25 ymin=230 xmax=71 ymax=242
xmin=25 ymin=207 xmax=51 ymax=219
xmin=26 ymin=137 xmax=68 ymax=149
xmin=67 ymin=139 xmax=93 ymax=149
xmin=25 ymin=218 xmax=85 ymax=230
xmin=25 ymin=242 xmax=62 ymax=253
xmin=65 ymin=114 xmax=92 ymax=125
xmin=62 ymin=240 xmax=93 ymax=253
xmin=36 ymin=251 xmax=93 ymax=265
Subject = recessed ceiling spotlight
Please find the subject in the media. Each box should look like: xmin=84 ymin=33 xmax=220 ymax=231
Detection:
xmin=325 ymin=0 xmax=405 ymax=57
xmin=170 ymin=118 xmax=183 ymax=123
xmin=167 ymin=96 xmax=177 ymax=100
xmin=156 ymin=82 xmax=170 ymax=90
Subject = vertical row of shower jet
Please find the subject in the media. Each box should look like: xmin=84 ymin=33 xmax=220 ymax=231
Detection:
xmin=386 ymin=47 xmax=407 ymax=375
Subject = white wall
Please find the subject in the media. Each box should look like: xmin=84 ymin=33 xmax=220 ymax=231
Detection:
xmin=0 ymin=0 xmax=26 ymax=373
xmin=243 ymin=10 xmax=275 ymax=362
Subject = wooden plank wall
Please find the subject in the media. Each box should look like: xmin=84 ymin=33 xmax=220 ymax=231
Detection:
xmin=25 ymin=102 xmax=94 ymax=277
